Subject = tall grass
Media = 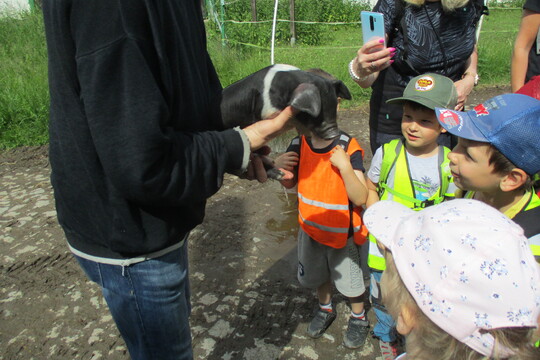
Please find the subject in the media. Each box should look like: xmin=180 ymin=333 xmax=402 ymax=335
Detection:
xmin=0 ymin=6 xmax=523 ymax=150
xmin=0 ymin=11 xmax=48 ymax=149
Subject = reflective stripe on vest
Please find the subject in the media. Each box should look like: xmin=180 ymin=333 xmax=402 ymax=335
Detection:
xmin=298 ymin=192 xmax=350 ymax=211
xmin=297 ymin=134 xmax=368 ymax=248
xmin=368 ymin=138 xmax=453 ymax=270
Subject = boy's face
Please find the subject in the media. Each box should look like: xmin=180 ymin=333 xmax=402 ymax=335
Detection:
xmin=447 ymin=138 xmax=504 ymax=192
xmin=401 ymin=103 xmax=445 ymax=152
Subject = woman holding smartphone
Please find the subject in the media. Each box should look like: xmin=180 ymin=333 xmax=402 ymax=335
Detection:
xmin=349 ymin=0 xmax=485 ymax=154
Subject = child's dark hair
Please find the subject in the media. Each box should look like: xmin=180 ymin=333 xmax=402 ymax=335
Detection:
xmin=488 ymin=145 xmax=534 ymax=190
xmin=403 ymin=100 xmax=434 ymax=113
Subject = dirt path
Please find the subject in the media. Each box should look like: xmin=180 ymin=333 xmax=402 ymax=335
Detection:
xmin=0 ymin=85 xmax=509 ymax=360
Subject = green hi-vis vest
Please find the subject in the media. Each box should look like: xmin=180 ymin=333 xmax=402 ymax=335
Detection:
xmin=368 ymin=138 xmax=454 ymax=271
xmin=465 ymin=189 xmax=540 ymax=261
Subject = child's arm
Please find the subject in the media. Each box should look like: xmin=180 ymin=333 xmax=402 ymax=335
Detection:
xmin=366 ymin=178 xmax=380 ymax=208
xmin=330 ymin=146 xmax=368 ymax=207
xmin=274 ymin=151 xmax=299 ymax=189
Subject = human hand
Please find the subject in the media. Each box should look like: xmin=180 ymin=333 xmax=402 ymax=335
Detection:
xmin=241 ymin=146 xmax=272 ymax=183
xmin=274 ymin=151 xmax=299 ymax=172
xmin=329 ymin=146 xmax=351 ymax=172
xmin=453 ymin=76 xmax=475 ymax=111
xmin=241 ymin=146 xmax=294 ymax=183
xmin=243 ymin=107 xmax=296 ymax=151
xmin=244 ymin=148 xmax=272 ymax=183
xmin=352 ymin=38 xmax=395 ymax=79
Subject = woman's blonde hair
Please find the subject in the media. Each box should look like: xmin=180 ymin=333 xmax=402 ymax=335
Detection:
xmin=405 ymin=0 xmax=470 ymax=12
xmin=381 ymin=250 xmax=540 ymax=360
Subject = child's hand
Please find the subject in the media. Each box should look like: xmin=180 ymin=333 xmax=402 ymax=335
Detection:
xmin=330 ymin=146 xmax=351 ymax=172
xmin=274 ymin=151 xmax=299 ymax=172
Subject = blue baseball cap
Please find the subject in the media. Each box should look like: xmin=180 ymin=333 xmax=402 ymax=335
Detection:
xmin=435 ymin=94 xmax=540 ymax=175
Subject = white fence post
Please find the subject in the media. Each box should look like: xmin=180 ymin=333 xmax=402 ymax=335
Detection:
xmin=270 ymin=0 xmax=279 ymax=65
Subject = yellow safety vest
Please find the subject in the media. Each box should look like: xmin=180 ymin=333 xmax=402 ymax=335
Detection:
xmin=368 ymin=138 xmax=454 ymax=270
xmin=464 ymin=189 xmax=540 ymax=261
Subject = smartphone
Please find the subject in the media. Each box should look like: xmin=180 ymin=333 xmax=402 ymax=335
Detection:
xmin=361 ymin=11 xmax=386 ymax=48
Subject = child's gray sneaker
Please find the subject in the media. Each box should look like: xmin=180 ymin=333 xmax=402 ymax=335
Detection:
xmin=343 ymin=317 xmax=370 ymax=349
xmin=306 ymin=309 xmax=336 ymax=338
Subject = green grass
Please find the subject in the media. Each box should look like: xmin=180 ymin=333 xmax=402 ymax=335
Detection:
xmin=0 ymin=7 xmax=523 ymax=149
xmin=0 ymin=11 xmax=49 ymax=149
xmin=477 ymin=8 xmax=522 ymax=83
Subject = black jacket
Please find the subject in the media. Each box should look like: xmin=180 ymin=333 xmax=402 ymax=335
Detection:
xmin=43 ymin=0 xmax=244 ymax=258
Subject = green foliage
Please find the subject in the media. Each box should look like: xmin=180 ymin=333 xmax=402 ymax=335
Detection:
xmin=0 ymin=11 xmax=49 ymax=149
xmin=207 ymin=0 xmax=368 ymax=47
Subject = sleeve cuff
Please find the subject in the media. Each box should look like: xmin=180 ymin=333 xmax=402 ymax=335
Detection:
xmin=233 ymin=127 xmax=251 ymax=171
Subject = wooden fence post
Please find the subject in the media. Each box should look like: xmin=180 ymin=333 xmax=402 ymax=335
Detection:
xmin=251 ymin=0 xmax=257 ymax=21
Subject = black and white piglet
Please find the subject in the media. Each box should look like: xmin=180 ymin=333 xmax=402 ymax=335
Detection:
xmin=220 ymin=64 xmax=351 ymax=140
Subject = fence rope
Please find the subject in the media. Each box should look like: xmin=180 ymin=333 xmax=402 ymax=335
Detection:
xmin=221 ymin=7 xmax=522 ymax=26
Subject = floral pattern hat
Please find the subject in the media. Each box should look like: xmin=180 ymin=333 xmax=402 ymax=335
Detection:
xmin=364 ymin=199 xmax=540 ymax=357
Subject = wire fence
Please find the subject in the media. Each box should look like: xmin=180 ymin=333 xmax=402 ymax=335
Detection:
xmin=206 ymin=0 xmax=523 ymax=57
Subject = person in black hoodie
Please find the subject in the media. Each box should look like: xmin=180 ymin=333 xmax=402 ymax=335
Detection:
xmin=42 ymin=1 xmax=293 ymax=359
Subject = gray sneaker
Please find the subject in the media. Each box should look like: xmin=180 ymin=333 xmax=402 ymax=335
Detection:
xmin=306 ymin=309 xmax=337 ymax=338
xmin=343 ymin=317 xmax=370 ymax=349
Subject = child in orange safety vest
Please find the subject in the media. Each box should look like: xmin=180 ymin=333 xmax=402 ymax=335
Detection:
xmin=274 ymin=124 xmax=371 ymax=350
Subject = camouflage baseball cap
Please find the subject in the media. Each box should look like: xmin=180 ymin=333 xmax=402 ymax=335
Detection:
xmin=387 ymin=73 xmax=458 ymax=110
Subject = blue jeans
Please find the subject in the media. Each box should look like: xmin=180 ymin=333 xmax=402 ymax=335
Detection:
xmin=74 ymin=244 xmax=192 ymax=360
xmin=370 ymin=270 xmax=396 ymax=342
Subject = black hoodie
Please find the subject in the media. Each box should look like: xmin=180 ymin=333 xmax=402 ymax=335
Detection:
xmin=43 ymin=0 xmax=245 ymax=258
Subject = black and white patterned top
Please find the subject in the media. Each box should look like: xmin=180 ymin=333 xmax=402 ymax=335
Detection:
xmin=375 ymin=0 xmax=480 ymax=80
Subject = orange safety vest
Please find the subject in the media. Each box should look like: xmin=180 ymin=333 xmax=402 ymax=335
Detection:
xmin=297 ymin=134 xmax=368 ymax=248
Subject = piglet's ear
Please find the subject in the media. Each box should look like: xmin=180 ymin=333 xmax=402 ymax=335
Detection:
xmin=289 ymin=83 xmax=321 ymax=117
xmin=334 ymin=80 xmax=352 ymax=100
